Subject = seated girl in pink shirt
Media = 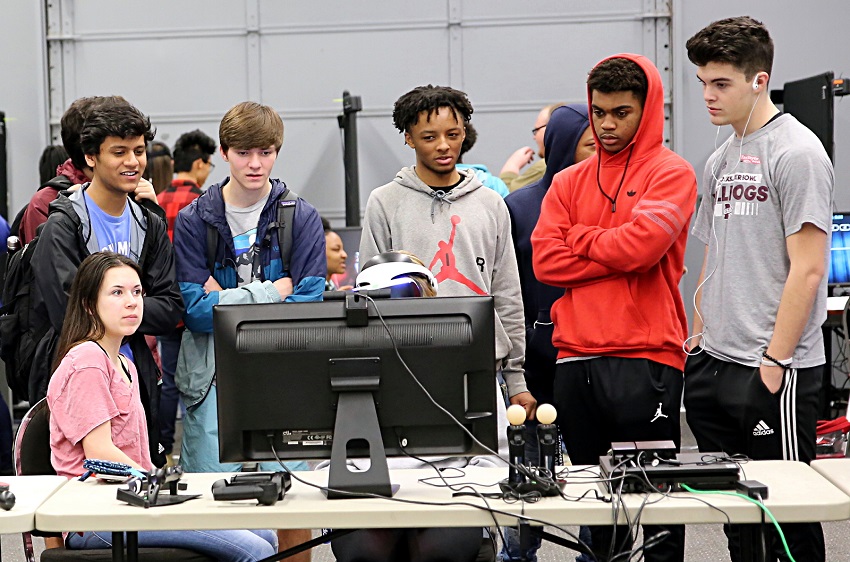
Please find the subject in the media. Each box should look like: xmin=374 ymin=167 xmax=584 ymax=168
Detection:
xmin=47 ymin=252 xmax=278 ymax=562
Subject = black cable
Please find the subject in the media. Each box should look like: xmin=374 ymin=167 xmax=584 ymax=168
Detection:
xmin=359 ymin=294 xmax=551 ymax=490
xmin=623 ymin=529 xmax=670 ymax=562
xmin=607 ymin=467 xmax=626 ymax=562
xmin=363 ymin=293 xmax=576 ymax=500
xmin=617 ymin=453 xmax=652 ymax=553
xmin=276 ymin=272 xmax=771 ymax=562
xmin=362 ymin=295 xmax=498 ymax=452
xmin=363 ymin=293 xmax=556 ymax=495
xmin=634 ymin=453 xmax=736 ymax=529
xmin=603 ymin=451 xmax=749 ymax=560
xmin=406 ymin=449 xmax=589 ymax=552
xmin=418 ymin=470 xmax=501 ymax=492
xmin=755 ymin=492 xmax=767 ymax=560
xmin=619 ymin=460 xmax=663 ymax=558
xmin=268 ymin=438 xmax=600 ymax=561
xmin=601 ymin=457 xmax=628 ymax=542
xmin=420 ymin=466 xmax=506 ymax=547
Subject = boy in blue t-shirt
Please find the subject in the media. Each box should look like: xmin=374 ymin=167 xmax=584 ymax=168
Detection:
xmin=31 ymin=98 xmax=183 ymax=467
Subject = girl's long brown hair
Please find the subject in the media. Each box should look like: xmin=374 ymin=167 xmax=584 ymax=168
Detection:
xmin=52 ymin=252 xmax=143 ymax=373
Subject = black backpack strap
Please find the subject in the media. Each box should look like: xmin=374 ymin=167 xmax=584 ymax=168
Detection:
xmin=206 ymin=223 xmax=218 ymax=274
xmin=202 ymin=189 xmax=297 ymax=278
xmin=7 ymin=176 xmax=69 ymax=239
xmin=8 ymin=205 xmax=27 ymax=238
xmin=278 ymin=189 xmax=298 ymax=274
xmin=262 ymin=189 xmax=298 ymax=274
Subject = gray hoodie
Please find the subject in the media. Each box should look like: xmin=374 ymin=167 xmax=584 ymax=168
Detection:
xmin=360 ymin=167 xmax=528 ymax=397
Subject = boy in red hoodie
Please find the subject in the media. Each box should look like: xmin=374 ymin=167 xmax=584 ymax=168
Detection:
xmin=531 ymin=54 xmax=697 ymax=562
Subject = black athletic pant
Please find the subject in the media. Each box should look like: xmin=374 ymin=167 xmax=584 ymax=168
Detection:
xmin=554 ymin=357 xmax=685 ymax=562
xmin=684 ymin=350 xmax=825 ymax=562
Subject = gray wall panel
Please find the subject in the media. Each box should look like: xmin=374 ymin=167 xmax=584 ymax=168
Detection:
xmin=72 ymin=1 xmax=249 ymax=34
xmin=3 ymin=0 xmax=845 ymax=347
xmin=33 ymin=0 xmax=662 ymax=226
xmin=460 ymin=1 xmax=642 ymax=19
xmin=460 ymin=16 xmax=655 ymax=186
xmin=71 ymin=38 xmax=251 ymax=117
xmin=258 ymin=2 xmax=446 ymax=27
xmin=460 ymin=22 xmax=646 ymax=102
xmin=258 ymin=29 xmax=451 ymax=112
xmin=0 ymin=2 xmax=49 ymax=212
xmin=272 ymin=115 xmax=415 ymax=221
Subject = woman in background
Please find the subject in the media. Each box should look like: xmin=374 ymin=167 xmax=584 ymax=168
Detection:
xmin=322 ymin=216 xmax=352 ymax=291
xmin=38 ymin=144 xmax=70 ymax=185
xmin=143 ymin=141 xmax=174 ymax=195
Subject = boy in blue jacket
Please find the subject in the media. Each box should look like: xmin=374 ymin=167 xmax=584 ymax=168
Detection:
xmin=173 ymin=101 xmax=324 ymax=559
xmin=173 ymin=101 xmax=325 ymax=471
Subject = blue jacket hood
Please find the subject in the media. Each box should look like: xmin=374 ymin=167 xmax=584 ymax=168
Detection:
xmin=539 ymin=104 xmax=590 ymax=191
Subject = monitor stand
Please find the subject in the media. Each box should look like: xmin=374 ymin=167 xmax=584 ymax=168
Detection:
xmin=326 ymin=358 xmax=399 ymax=499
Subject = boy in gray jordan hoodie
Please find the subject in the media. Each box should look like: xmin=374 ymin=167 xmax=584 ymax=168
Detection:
xmin=360 ymin=85 xmax=536 ymax=419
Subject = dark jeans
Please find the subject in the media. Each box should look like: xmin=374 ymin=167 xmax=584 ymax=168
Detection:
xmin=499 ymin=525 xmax=593 ymax=562
xmin=157 ymin=330 xmax=184 ymax=455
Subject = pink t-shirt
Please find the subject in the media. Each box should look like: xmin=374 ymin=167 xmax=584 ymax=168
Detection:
xmin=47 ymin=341 xmax=152 ymax=479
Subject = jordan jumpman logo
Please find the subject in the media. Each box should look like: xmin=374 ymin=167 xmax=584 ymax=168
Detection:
xmin=428 ymin=215 xmax=486 ymax=295
xmin=651 ymin=402 xmax=669 ymax=423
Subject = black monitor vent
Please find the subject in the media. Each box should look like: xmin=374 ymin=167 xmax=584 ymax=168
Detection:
xmin=236 ymin=317 xmax=472 ymax=352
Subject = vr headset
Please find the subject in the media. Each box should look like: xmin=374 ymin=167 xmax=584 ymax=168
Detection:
xmin=354 ymin=251 xmax=438 ymax=298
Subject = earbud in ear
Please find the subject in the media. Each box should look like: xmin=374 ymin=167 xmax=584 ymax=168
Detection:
xmin=752 ymin=78 xmax=759 ymax=91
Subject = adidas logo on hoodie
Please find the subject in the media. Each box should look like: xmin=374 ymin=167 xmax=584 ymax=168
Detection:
xmin=752 ymin=420 xmax=774 ymax=436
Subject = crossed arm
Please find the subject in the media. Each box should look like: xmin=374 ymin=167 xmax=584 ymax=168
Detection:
xmin=532 ymin=166 xmax=696 ymax=288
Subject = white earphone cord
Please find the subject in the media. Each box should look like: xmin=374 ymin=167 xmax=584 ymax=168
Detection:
xmin=683 ymin=88 xmax=763 ymax=357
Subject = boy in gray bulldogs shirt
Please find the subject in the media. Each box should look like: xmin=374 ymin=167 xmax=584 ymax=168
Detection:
xmin=684 ymin=16 xmax=833 ymax=562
